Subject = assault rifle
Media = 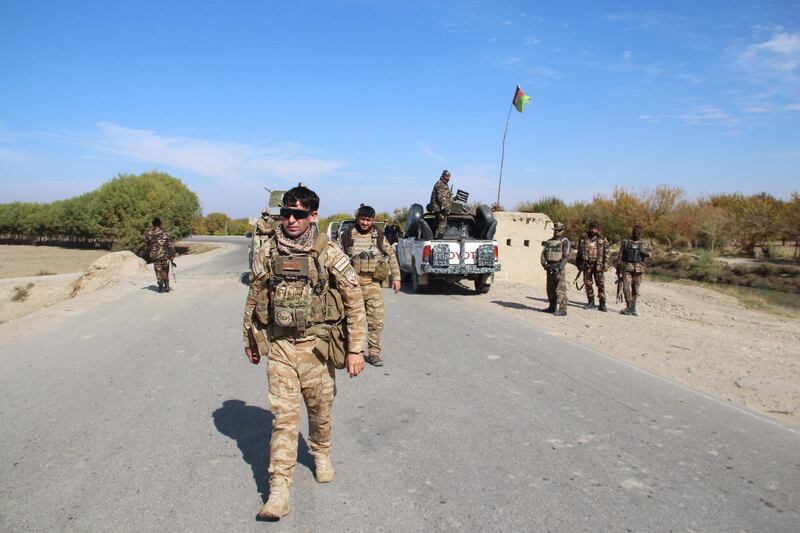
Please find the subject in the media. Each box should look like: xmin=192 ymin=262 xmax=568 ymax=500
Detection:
xmin=615 ymin=268 xmax=624 ymax=304
xmin=171 ymin=258 xmax=177 ymax=285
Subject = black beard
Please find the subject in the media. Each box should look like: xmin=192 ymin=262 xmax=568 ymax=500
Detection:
xmin=356 ymin=224 xmax=372 ymax=234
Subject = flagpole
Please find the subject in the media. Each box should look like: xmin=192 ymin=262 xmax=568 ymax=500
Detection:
xmin=496 ymin=103 xmax=514 ymax=207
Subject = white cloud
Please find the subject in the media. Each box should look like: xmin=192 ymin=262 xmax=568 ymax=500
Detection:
xmin=744 ymin=106 xmax=772 ymax=113
xmin=422 ymin=146 xmax=445 ymax=162
xmin=741 ymin=32 xmax=800 ymax=73
xmin=524 ymin=36 xmax=540 ymax=45
xmin=503 ymin=20 xmax=512 ymax=26
xmin=623 ymin=50 xmax=632 ymax=60
xmin=786 ymin=103 xmax=800 ymax=111
xmin=80 ymin=122 xmax=348 ymax=182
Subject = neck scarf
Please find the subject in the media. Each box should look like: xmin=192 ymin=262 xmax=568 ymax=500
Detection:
xmin=276 ymin=223 xmax=318 ymax=255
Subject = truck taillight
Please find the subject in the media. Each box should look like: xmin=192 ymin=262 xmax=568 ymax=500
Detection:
xmin=422 ymin=244 xmax=431 ymax=263
xmin=494 ymin=244 xmax=499 ymax=261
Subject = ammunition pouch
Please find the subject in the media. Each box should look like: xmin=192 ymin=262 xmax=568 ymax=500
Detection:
xmin=310 ymin=322 xmax=347 ymax=370
xmin=372 ymin=259 xmax=389 ymax=282
xmin=250 ymin=324 xmax=271 ymax=356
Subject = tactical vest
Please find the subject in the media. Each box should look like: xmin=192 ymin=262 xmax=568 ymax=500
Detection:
xmin=342 ymin=227 xmax=387 ymax=277
xmin=584 ymin=238 xmax=598 ymax=262
xmin=253 ymin=234 xmax=344 ymax=337
xmin=544 ymin=238 xmax=566 ymax=263
xmin=622 ymin=240 xmax=643 ymax=263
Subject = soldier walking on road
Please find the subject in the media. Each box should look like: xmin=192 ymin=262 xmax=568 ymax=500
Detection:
xmin=616 ymin=224 xmax=651 ymax=316
xmin=145 ymin=217 xmax=174 ymax=293
xmin=340 ymin=205 xmax=401 ymax=367
xmin=576 ymin=222 xmax=610 ymax=312
xmin=241 ymin=185 xmax=366 ymax=520
xmin=429 ymin=169 xmax=452 ymax=238
xmin=541 ymin=222 xmax=570 ymax=316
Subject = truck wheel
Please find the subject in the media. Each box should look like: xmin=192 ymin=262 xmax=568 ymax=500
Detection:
xmin=411 ymin=264 xmax=426 ymax=293
xmin=475 ymin=274 xmax=492 ymax=294
xmin=400 ymin=269 xmax=411 ymax=282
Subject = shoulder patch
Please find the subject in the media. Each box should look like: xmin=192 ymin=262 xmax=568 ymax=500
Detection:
xmin=333 ymin=254 xmax=351 ymax=273
xmin=343 ymin=266 xmax=358 ymax=286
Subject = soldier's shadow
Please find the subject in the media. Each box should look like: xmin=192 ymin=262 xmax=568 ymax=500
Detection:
xmin=212 ymin=399 xmax=314 ymax=503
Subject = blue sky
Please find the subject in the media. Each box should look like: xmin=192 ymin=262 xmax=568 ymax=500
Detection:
xmin=1 ymin=1 xmax=798 ymax=217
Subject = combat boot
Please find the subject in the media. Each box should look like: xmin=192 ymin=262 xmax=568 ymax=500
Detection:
xmin=314 ymin=455 xmax=335 ymax=483
xmin=630 ymin=303 xmax=638 ymax=316
xmin=553 ymin=309 xmax=567 ymax=317
xmin=621 ymin=305 xmax=634 ymax=315
xmin=367 ymin=353 xmax=384 ymax=367
xmin=543 ymin=304 xmax=556 ymax=313
xmin=163 ymin=280 xmax=170 ymax=293
xmin=157 ymin=281 xmax=163 ymax=293
xmin=258 ymin=478 xmax=291 ymax=520
xmin=598 ymin=298 xmax=607 ymax=312
xmin=585 ymin=297 xmax=596 ymax=310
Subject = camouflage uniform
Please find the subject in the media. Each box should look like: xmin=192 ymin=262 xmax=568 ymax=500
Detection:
xmin=577 ymin=233 xmax=610 ymax=304
xmin=243 ymin=227 xmax=366 ymax=492
xmin=541 ymin=232 xmax=570 ymax=314
xmin=340 ymin=227 xmax=400 ymax=362
xmin=616 ymin=238 xmax=650 ymax=315
xmin=429 ymin=177 xmax=452 ymax=238
xmin=250 ymin=212 xmax=276 ymax=281
xmin=145 ymin=226 xmax=174 ymax=288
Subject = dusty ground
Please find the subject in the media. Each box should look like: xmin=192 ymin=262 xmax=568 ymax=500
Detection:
xmin=460 ymin=263 xmax=800 ymax=429
xmin=0 ymin=245 xmax=108 ymax=278
xmin=0 ymin=242 xmax=218 ymax=324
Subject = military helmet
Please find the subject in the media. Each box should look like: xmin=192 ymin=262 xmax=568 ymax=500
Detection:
xmin=441 ymin=169 xmax=450 ymax=178
xmin=553 ymin=222 xmax=565 ymax=232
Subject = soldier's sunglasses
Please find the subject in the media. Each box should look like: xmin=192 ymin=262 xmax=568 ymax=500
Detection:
xmin=279 ymin=207 xmax=311 ymax=220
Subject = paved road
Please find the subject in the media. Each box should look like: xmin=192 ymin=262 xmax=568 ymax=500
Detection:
xmin=1 ymin=236 xmax=798 ymax=532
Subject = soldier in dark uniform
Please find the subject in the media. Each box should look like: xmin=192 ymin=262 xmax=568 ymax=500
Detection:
xmin=616 ymin=225 xmax=651 ymax=316
xmin=576 ymin=222 xmax=611 ymax=311
xmin=145 ymin=217 xmax=175 ymax=293
xmin=429 ymin=169 xmax=452 ymax=238
xmin=541 ymin=222 xmax=570 ymax=316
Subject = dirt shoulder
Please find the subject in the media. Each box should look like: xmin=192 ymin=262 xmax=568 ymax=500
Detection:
xmin=0 ymin=245 xmax=108 ymax=279
xmin=461 ymin=264 xmax=800 ymax=429
xmin=0 ymin=241 xmax=222 ymax=325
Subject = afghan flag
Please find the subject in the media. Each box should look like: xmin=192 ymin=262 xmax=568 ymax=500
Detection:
xmin=513 ymin=85 xmax=531 ymax=113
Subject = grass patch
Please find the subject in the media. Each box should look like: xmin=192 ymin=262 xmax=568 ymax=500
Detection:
xmin=649 ymin=274 xmax=800 ymax=317
xmin=648 ymin=251 xmax=800 ymax=293
xmin=11 ymin=283 xmax=34 ymax=302
xmin=35 ymin=270 xmax=57 ymax=276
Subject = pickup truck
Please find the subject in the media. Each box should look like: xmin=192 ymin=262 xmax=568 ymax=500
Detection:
xmin=396 ymin=201 xmax=501 ymax=293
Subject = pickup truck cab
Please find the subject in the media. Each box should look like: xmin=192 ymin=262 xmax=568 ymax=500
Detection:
xmin=396 ymin=201 xmax=500 ymax=293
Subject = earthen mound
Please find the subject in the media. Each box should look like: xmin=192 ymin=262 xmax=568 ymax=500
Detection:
xmin=72 ymin=251 xmax=149 ymax=296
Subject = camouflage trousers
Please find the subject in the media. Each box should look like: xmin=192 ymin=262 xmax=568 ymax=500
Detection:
xmin=360 ymin=281 xmax=385 ymax=356
xmin=622 ymin=271 xmax=642 ymax=307
xmin=546 ymin=268 xmax=568 ymax=311
xmin=266 ymin=334 xmax=336 ymax=486
xmin=434 ymin=213 xmax=448 ymax=238
xmin=583 ymin=264 xmax=606 ymax=300
xmin=153 ymin=259 xmax=170 ymax=283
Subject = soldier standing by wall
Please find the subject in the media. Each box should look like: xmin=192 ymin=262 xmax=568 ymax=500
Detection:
xmin=145 ymin=217 xmax=174 ymax=293
xmin=576 ymin=222 xmax=610 ymax=312
xmin=340 ymin=205 xmax=401 ymax=367
xmin=541 ymin=222 xmax=570 ymax=316
xmin=616 ymin=224 xmax=651 ymax=316
xmin=429 ymin=169 xmax=452 ymax=238
xmin=241 ymin=185 xmax=366 ymax=520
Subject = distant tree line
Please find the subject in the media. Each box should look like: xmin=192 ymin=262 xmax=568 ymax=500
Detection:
xmin=0 ymin=172 xmax=201 ymax=255
xmin=516 ymin=187 xmax=800 ymax=257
